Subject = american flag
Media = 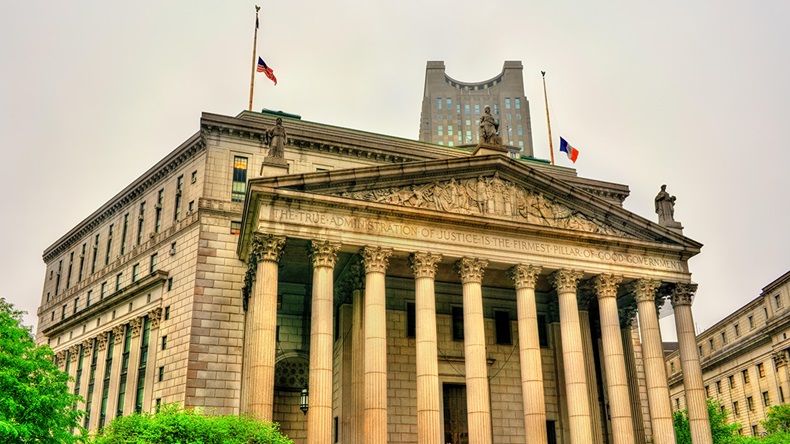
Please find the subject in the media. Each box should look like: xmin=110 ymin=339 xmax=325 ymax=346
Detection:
xmin=257 ymin=57 xmax=277 ymax=85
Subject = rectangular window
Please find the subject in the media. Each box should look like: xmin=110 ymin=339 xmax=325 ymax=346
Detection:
xmin=452 ymin=306 xmax=464 ymax=341
xmin=84 ymin=338 xmax=99 ymax=429
xmin=747 ymin=396 xmax=754 ymax=411
xmin=105 ymin=224 xmax=114 ymax=266
xmin=709 ymin=338 xmax=714 ymax=352
xmin=734 ymin=324 xmax=740 ymax=337
xmin=517 ymin=124 xmax=523 ymax=136
xmin=74 ymin=297 xmax=79 ymax=314
xmin=99 ymin=331 xmax=114 ymax=428
xmin=752 ymin=425 xmax=758 ymax=436
xmin=437 ymin=125 xmax=443 ymax=136
xmin=436 ymin=98 xmax=442 ymax=109
xmin=447 ymin=125 xmax=453 ymax=136
xmin=230 ymin=221 xmax=242 ymax=235
xmin=495 ymin=310 xmax=512 ymax=345
xmin=758 ymin=362 xmax=765 ymax=377
xmin=721 ymin=331 xmax=727 ymax=345
xmin=748 ymin=315 xmax=754 ymax=329
xmin=120 ymin=213 xmax=129 ymax=256
xmin=55 ymin=260 xmax=62 ymax=295
xmin=164 ymin=306 xmax=170 ymax=320
xmin=675 ymin=398 xmax=680 ymax=410
xmin=158 ymin=366 xmax=164 ymax=382
xmin=78 ymin=243 xmax=86 ymax=282
xmin=62 ymin=304 xmax=67 ymax=320
xmin=191 ymin=170 xmax=197 ymax=183
xmin=132 ymin=263 xmax=140 ymax=283
xmin=705 ymin=385 xmax=710 ymax=397
xmin=167 ymin=277 xmax=173 ymax=291
xmin=174 ymin=175 xmax=183 ymax=221
xmin=505 ymin=98 xmax=511 ymax=109
xmin=91 ymin=235 xmax=99 ymax=274
xmin=115 ymin=273 xmax=122 ymax=292
xmin=742 ymin=369 xmax=750 ymax=384
xmin=116 ymin=324 xmax=132 ymax=417
xmin=716 ymin=380 xmax=722 ymax=393
xmin=137 ymin=202 xmax=145 ymax=246
xmin=733 ymin=401 xmax=739 ymax=415
xmin=515 ymin=97 xmax=521 ymax=109
xmin=66 ymin=252 xmax=73 ymax=289
xmin=188 ymin=200 xmax=194 ymax=213
xmin=729 ymin=375 xmax=735 ymax=388
xmin=231 ymin=156 xmax=248 ymax=203
xmin=776 ymin=294 xmax=783 ymax=309
xmin=464 ymin=104 xmax=470 ymax=115
xmin=87 ymin=290 xmax=92 ymax=307
xmin=465 ymin=130 xmax=471 ymax=143
xmin=406 ymin=302 xmax=415 ymax=338
xmin=493 ymin=104 xmax=499 ymax=115
xmin=445 ymin=98 xmax=451 ymax=109
xmin=698 ymin=345 xmax=703 ymax=356
xmin=134 ymin=317 xmax=151 ymax=413
xmin=763 ymin=391 xmax=770 ymax=406
xmin=161 ymin=335 xmax=168 ymax=350
xmin=474 ymin=104 xmax=480 ymax=115
xmin=150 ymin=253 xmax=158 ymax=274
xmin=155 ymin=190 xmax=163 ymax=233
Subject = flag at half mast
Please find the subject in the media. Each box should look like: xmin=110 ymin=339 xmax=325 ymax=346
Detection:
xmin=257 ymin=57 xmax=277 ymax=85
xmin=559 ymin=137 xmax=580 ymax=163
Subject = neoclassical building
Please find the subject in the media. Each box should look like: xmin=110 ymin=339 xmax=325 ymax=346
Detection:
xmin=667 ymin=270 xmax=790 ymax=437
xmin=37 ymin=109 xmax=713 ymax=444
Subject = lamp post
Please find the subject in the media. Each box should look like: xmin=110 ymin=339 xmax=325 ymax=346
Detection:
xmin=300 ymin=387 xmax=309 ymax=415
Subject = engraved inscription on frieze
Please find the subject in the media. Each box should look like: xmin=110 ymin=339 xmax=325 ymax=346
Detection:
xmin=338 ymin=174 xmax=630 ymax=237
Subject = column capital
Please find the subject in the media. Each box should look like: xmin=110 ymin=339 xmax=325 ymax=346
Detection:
xmin=82 ymin=338 xmax=95 ymax=356
xmin=409 ymin=252 xmax=442 ymax=279
xmin=593 ymin=274 xmax=622 ymax=299
xmin=360 ymin=246 xmax=392 ymax=274
xmin=630 ymin=278 xmax=661 ymax=303
xmin=149 ymin=307 xmax=163 ymax=329
xmin=55 ymin=350 xmax=67 ymax=368
xmin=69 ymin=345 xmax=80 ymax=362
xmin=454 ymin=257 xmax=489 ymax=284
xmin=96 ymin=331 xmax=110 ymax=351
xmin=310 ymin=240 xmax=340 ymax=269
xmin=550 ymin=269 xmax=583 ymax=294
xmin=508 ymin=264 xmax=541 ymax=290
xmin=618 ymin=298 xmax=639 ymax=329
xmin=773 ymin=351 xmax=788 ymax=368
xmin=130 ymin=317 xmax=144 ymax=337
xmin=113 ymin=324 xmax=126 ymax=343
xmin=670 ymin=282 xmax=697 ymax=308
xmin=252 ymin=233 xmax=286 ymax=263
xmin=576 ymin=289 xmax=596 ymax=311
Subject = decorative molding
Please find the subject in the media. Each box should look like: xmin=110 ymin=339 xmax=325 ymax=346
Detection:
xmin=508 ymin=264 xmax=541 ymax=290
xmin=69 ymin=345 xmax=80 ymax=362
xmin=130 ymin=317 xmax=143 ymax=337
xmin=773 ymin=351 xmax=788 ymax=368
xmin=670 ymin=282 xmax=697 ymax=307
xmin=242 ymin=234 xmax=286 ymax=311
xmin=96 ymin=331 xmax=109 ymax=351
xmin=360 ymin=246 xmax=392 ymax=274
xmin=55 ymin=350 xmax=67 ymax=368
xmin=593 ymin=274 xmax=622 ymax=299
xmin=454 ymin=258 xmax=488 ymax=284
xmin=550 ymin=269 xmax=583 ymax=294
xmin=82 ymin=338 xmax=95 ymax=356
xmin=149 ymin=307 xmax=163 ymax=330
xmin=409 ymin=252 xmax=442 ymax=279
xmin=631 ymin=278 xmax=661 ymax=304
xmin=338 ymin=174 xmax=632 ymax=238
xmin=273 ymin=356 xmax=310 ymax=391
xmin=113 ymin=324 xmax=126 ymax=344
xmin=309 ymin=240 xmax=340 ymax=269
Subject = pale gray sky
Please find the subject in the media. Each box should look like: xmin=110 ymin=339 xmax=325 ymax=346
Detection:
xmin=1 ymin=2 xmax=788 ymax=340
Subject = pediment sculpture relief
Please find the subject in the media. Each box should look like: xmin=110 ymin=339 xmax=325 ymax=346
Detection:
xmin=338 ymin=174 xmax=632 ymax=238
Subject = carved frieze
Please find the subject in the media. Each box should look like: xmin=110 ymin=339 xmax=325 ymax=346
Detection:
xmin=338 ymin=174 xmax=631 ymax=238
xmin=360 ymin=246 xmax=392 ymax=274
xmin=409 ymin=252 xmax=442 ymax=279
xmin=508 ymin=264 xmax=541 ymax=290
xmin=310 ymin=240 xmax=340 ymax=269
xmin=454 ymin=258 xmax=488 ymax=284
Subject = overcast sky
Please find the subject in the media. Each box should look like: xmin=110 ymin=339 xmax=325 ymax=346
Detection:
xmin=1 ymin=2 xmax=788 ymax=340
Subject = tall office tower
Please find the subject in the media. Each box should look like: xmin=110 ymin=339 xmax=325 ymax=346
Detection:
xmin=419 ymin=61 xmax=534 ymax=156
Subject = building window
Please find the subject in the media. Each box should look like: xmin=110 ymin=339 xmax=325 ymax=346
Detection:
xmin=705 ymin=385 xmax=710 ymax=397
xmin=167 ymin=278 xmax=173 ymax=291
xmin=105 ymin=224 xmax=114 ymax=266
xmin=515 ymin=97 xmax=521 ymax=109
xmin=747 ymin=396 xmax=754 ymax=411
xmin=437 ymin=125 xmax=443 ymax=136
xmin=447 ymin=125 xmax=453 ymax=136
xmin=78 ymin=243 xmax=86 ymax=282
xmin=748 ymin=315 xmax=754 ymax=329
xmin=776 ymin=294 xmax=783 ymax=309
xmin=734 ymin=324 xmax=740 ymax=337
xmin=757 ymin=362 xmax=765 ymax=377
xmin=698 ymin=345 xmax=703 ymax=356
xmin=232 ymin=156 xmax=248 ymax=203
xmin=733 ymin=401 xmax=739 ymax=415
xmin=763 ymin=391 xmax=770 ymax=406
xmin=230 ymin=221 xmax=242 ymax=235
xmin=436 ymin=98 xmax=442 ymax=109
xmin=751 ymin=425 xmax=758 ymax=436
xmin=132 ymin=263 xmax=140 ymax=283
xmin=537 ymin=315 xmax=549 ymax=347
xmin=155 ymin=189 xmax=164 ymax=233
xmin=164 ymin=306 xmax=170 ymax=320
xmin=505 ymin=98 xmax=511 ymax=109
xmin=191 ymin=170 xmax=197 ymax=184
xmin=742 ymin=369 xmax=750 ymax=384
xmin=100 ymin=282 xmax=107 ymax=299
xmin=115 ymin=273 xmax=122 ymax=291
xmin=150 ymin=253 xmax=158 ymax=274
xmin=62 ymin=304 xmax=67 ymax=320
xmin=452 ymin=306 xmax=464 ymax=341
xmin=675 ymin=398 xmax=680 ymax=410
xmin=188 ymin=200 xmax=194 ymax=213
xmin=74 ymin=297 xmax=79 ymax=314
xmin=715 ymin=380 xmax=721 ymax=394
xmin=517 ymin=124 xmax=523 ymax=136
xmin=728 ymin=375 xmax=735 ymax=388
xmin=174 ymin=175 xmax=183 ymax=221
xmin=86 ymin=290 xmax=92 ymax=307
xmin=137 ymin=202 xmax=146 ymax=246
xmin=66 ymin=252 xmax=74 ymax=290
xmin=780 ymin=386 xmax=785 ymax=403
xmin=464 ymin=104 xmax=470 ymax=115
xmin=494 ymin=310 xmax=512 ymax=345
xmin=721 ymin=331 xmax=727 ymax=345
xmin=120 ymin=213 xmax=129 ymax=256
xmin=406 ymin=302 xmax=415 ymax=338
xmin=161 ymin=335 xmax=168 ymax=350
xmin=474 ymin=104 xmax=480 ymax=115
xmin=670 ymin=362 xmax=675 ymax=373
xmin=709 ymin=338 xmax=714 ymax=352
xmin=55 ymin=260 xmax=62 ymax=295
xmin=158 ymin=366 xmax=164 ymax=382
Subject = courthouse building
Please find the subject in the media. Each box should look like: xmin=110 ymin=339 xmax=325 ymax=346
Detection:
xmin=36 ymin=107 xmax=714 ymax=444
xmin=667 ymin=270 xmax=790 ymax=437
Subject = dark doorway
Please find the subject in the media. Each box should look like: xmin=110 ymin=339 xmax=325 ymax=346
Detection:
xmin=546 ymin=420 xmax=557 ymax=444
xmin=443 ymin=383 xmax=468 ymax=444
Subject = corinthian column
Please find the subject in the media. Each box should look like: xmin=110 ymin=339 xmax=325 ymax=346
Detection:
xmin=593 ymin=275 xmax=634 ymax=444
xmin=89 ymin=331 xmax=110 ymax=431
xmin=508 ymin=264 xmax=547 ymax=444
xmin=550 ymin=269 xmax=592 ymax=444
xmin=307 ymin=241 xmax=340 ymax=444
xmin=671 ymin=283 xmax=712 ymax=444
xmin=773 ymin=352 xmax=789 ymax=405
xmin=455 ymin=257 xmax=492 ymax=444
xmin=243 ymin=234 xmax=285 ymax=420
xmin=633 ymin=279 xmax=674 ymax=444
xmin=349 ymin=262 xmax=365 ymax=444
xmin=410 ymin=252 xmax=443 ymax=444
xmin=361 ymin=246 xmax=392 ymax=444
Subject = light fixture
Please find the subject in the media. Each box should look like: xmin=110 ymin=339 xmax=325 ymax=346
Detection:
xmin=300 ymin=387 xmax=309 ymax=415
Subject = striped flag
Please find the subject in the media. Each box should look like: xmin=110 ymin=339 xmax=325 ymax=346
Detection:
xmin=559 ymin=137 xmax=580 ymax=163
xmin=257 ymin=57 xmax=277 ymax=85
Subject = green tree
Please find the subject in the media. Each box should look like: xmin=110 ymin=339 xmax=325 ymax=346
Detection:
xmin=90 ymin=404 xmax=293 ymax=444
xmin=762 ymin=403 xmax=790 ymax=435
xmin=0 ymin=298 xmax=84 ymax=443
xmin=673 ymin=398 xmax=742 ymax=444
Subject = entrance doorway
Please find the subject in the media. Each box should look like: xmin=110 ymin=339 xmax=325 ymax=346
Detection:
xmin=443 ymin=383 xmax=468 ymax=444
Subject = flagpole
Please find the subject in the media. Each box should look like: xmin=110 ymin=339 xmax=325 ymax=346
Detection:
xmin=248 ymin=5 xmax=261 ymax=111
xmin=541 ymin=71 xmax=555 ymax=165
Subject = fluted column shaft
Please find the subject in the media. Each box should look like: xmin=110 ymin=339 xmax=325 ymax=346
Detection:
xmin=122 ymin=317 xmax=144 ymax=416
xmin=361 ymin=246 xmax=392 ymax=444
xmin=634 ymin=279 xmax=675 ymax=444
xmin=455 ymin=258 xmax=492 ymax=444
xmin=509 ymin=265 xmax=547 ymax=444
xmin=244 ymin=234 xmax=285 ymax=420
xmin=88 ymin=332 xmax=110 ymax=431
xmin=67 ymin=344 xmax=79 ymax=397
xmin=551 ymin=269 xmax=592 ymax=444
xmin=410 ymin=253 xmax=443 ymax=444
xmin=351 ymin=281 xmax=365 ymax=444
xmin=672 ymin=283 xmax=712 ymax=444
xmin=78 ymin=339 xmax=95 ymax=413
xmin=105 ymin=324 xmax=126 ymax=424
xmin=594 ymin=275 xmax=634 ymax=444
xmin=307 ymin=241 xmax=340 ymax=444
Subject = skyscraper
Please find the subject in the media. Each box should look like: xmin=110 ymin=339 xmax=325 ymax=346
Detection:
xmin=419 ymin=61 xmax=534 ymax=157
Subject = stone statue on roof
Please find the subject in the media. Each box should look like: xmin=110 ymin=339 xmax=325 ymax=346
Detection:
xmin=479 ymin=106 xmax=502 ymax=145
xmin=655 ymin=184 xmax=678 ymax=226
xmin=266 ymin=117 xmax=286 ymax=158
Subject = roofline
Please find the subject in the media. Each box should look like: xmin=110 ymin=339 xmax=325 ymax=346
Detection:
xmin=762 ymin=269 xmax=790 ymax=295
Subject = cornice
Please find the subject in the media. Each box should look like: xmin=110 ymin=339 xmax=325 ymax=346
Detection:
xmin=43 ymin=134 xmax=206 ymax=263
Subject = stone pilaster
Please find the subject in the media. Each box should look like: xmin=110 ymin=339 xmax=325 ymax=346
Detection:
xmin=307 ymin=241 xmax=340 ymax=444
xmin=455 ymin=257 xmax=492 ymax=444
xmin=88 ymin=331 xmax=110 ymax=431
xmin=349 ymin=261 xmax=365 ymax=444
xmin=508 ymin=264 xmax=547 ymax=444
xmin=550 ymin=269 xmax=592 ymax=444
xmin=410 ymin=252 xmax=443 ymax=444
xmin=773 ymin=352 xmax=789 ymax=404
xmin=105 ymin=324 xmax=126 ymax=424
xmin=593 ymin=275 xmax=634 ymax=444
xmin=361 ymin=246 xmax=392 ymax=444
xmin=68 ymin=344 xmax=80 ymax=394
xmin=243 ymin=234 xmax=285 ymax=420
xmin=671 ymin=283 xmax=712 ymax=444
xmin=633 ymin=279 xmax=674 ymax=444
xmin=142 ymin=308 xmax=163 ymax=413
xmin=123 ymin=316 xmax=144 ymax=416
xmin=55 ymin=350 xmax=67 ymax=371
xmin=78 ymin=338 xmax=96 ymax=412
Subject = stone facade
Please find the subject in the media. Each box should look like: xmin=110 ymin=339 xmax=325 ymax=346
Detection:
xmin=667 ymin=270 xmax=790 ymax=438
xmin=38 ymin=109 xmax=712 ymax=444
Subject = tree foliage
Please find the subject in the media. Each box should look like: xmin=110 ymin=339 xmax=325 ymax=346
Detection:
xmin=673 ymin=398 xmax=742 ymax=444
xmin=0 ymin=298 xmax=84 ymax=443
xmin=762 ymin=403 xmax=790 ymax=435
xmin=90 ymin=404 xmax=293 ymax=444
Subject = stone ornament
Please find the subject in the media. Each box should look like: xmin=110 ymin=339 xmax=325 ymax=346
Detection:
xmin=670 ymin=283 xmax=697 ymax=307
xmin=594 ymin=274 xmax=622 ymax=299
xmin=550 ymin=269 xmax=583 ymax=294
xmin=69 ymin=345 xmax=80 ymax=362
xmin=360 ymin=246 xmax=392 ymax=274
xmin=274 ymin=356 xmax=309 ymax=390
xmin=630 ymin=278 xmax=661 ymax=303
xmin=338 ymin=174 xmax=631 ymax=238
xmin=654 ymin=184 xmax=677 ymax=226
xmin=55 ymin=350 xmax=67 ymax=368
xmin=149 ymin=307 xmax=163 ymax=329
xmin=82 ymin=338 xmax=95 ymax=356
xmin=129 ymin=317 xmax=144 ymax=337
xmin=479 ymin=106 xmax=502 ymax=145
xmin=773 ymin=351 xmax=788 ymax=368
xmin=508 ymin=264 xmax=541 ymax=290
xmin=96 ymin=331 xmax=109 ymax=351
xmin=409 ymin=252 xmax=442 ymax=279
xmin=334 ymin=258 xmax=365 ymax=303
xmin=310 ymin=240 xmax=340 ymax=269
xmin=252 ymin=233 xmax=287 ymax=263
xmin=113 ymin=324 xmax=126 ymax=344
xmin=454 ymin=257 xmax=489 ymax=284
xmin=266 ymin=117 xmax=287 ymax=159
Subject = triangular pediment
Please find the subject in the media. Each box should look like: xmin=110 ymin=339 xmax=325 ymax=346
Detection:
xmin=249 ymin=155 xmax=702 ymax=251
